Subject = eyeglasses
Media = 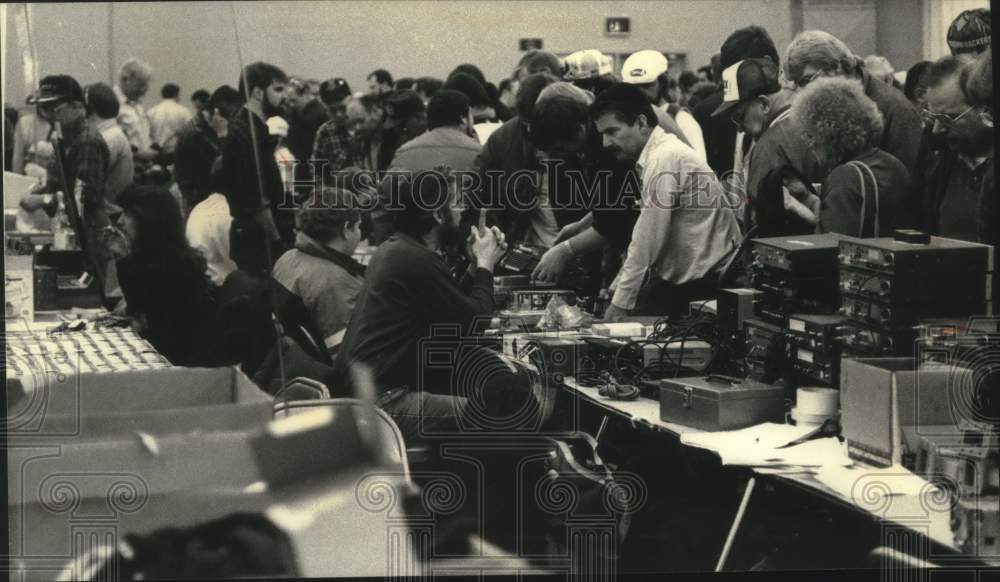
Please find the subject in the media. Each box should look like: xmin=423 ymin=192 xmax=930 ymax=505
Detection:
xmin=39 ymin=100 xmax=69 ymax=115
xmin=921 ymin=106 xmax=975 ymax=128
xmin=796 ymin=70 xmax=826 ymax=88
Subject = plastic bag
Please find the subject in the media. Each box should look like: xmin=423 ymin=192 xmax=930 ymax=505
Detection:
xmin=537 ymin=295 xmax=592 ymax=329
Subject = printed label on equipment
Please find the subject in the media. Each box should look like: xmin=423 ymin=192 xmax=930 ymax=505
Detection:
xmin=798 ymin=348 xmax=814 ymax=363
xmin=789 ymin=318 xmax=806 ymax=332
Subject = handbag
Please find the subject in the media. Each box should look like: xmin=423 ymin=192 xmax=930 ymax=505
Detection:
xmin=848 ymin=160 xmax=880 ymax=238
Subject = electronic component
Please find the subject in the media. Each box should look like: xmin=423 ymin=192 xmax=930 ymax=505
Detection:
xmin=892 ymin=229 xmax=932 ymax=245
xmin=789 ymin=345 xmax=840 ymax=386
xmin=839 ymin=266 xmax=987 ymax=305
xmin=499 ymin=244 xmax=542 ymax=274
xmin=718 ymin=288 xmax=762 ymax=332
xmin=840 ymin=295 xmax=987 ymax=332
xmin=841 ymin=320 xmax=916 ymax=356
xmin=744 ymin=317 xmax=787 ymax=382
xmin=903 ymin=428 xmax=999 ymax=497
xmin=751 ymin=233 xmax=846 ymax=274
xmin=510 ymin=289 xmax=574 ymax=311
xmin=516 ymin=336 xmax=590 ymax=384
xmin=751 ymin=267 xmax=840 ymax=303
xmin=785 ymin=314 xmax=844 ymax=386
xmin=838 ymin=236 xmax=991 ymax=276
xmin=591 ymin=322 xmax=646 ymax=338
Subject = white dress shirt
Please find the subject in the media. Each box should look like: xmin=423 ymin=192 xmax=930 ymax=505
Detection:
xmin=611 ymin=126 xmax=741 ymax=310
xmin=114 ymin=85 xmax=153 ymax=153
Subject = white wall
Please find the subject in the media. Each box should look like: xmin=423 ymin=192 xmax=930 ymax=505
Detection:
xmin=5 ymin=0 xmax=796 ymax=109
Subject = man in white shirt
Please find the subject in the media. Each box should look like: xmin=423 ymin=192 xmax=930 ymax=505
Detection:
xmin=113 ymin=58 xmax=156 ymax=163
xmin=148 ymin=82 xmax=192 ymax=155
xmin=592 ymin=83 xmax=741 ymax=321
xmin=621 ymin=50 xmax=708 ymax=164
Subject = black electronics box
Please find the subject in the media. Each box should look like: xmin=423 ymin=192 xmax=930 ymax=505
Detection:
xmin=757 ymin=292 xmax=839 ymax=326
xmin=520 ymin=336 xmax=590 ymax=384
xmin=788 ymin=344 xmax=840 ymax=386
xmin=840 ymin=294 xmax=988 ymax=332
xmin=718 ymin=288 xmax=762 ymax=331
xmin=838 ymin=236 xmax=991 ymax=276
xmin=659 ymin=375 xmax=785 ymax=431
xmin=839 ymin=266 xmax=987 ymax=305
xmin=840 ymin=320 xmax=916 ymax=356
xmin=751 ymin=233 xmax=846 ymax=275
xmin=751 ymin=266 xmax=840 ymax=303
xmin=744 ymin=317 xmax=787 ymax=383
xmin=785 ymin=314 xmax=845 ymax=352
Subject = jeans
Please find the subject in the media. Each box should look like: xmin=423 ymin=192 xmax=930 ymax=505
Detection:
xmin=379 ymin=389 xmax=468 ymax=443
xmin=633 ymin=274 xmax=719 ymax=319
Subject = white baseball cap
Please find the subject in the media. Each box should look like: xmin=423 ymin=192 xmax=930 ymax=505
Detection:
xmin=621 ymin=50 xmax=669 ymax=84
xmin=564 ymin=49 xmax=614 ymax=80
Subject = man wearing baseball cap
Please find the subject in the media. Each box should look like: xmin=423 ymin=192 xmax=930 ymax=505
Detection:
xmin=711 ymin=58 xmax=784 ymax=140
xmin=25 ymin=74 xmax=114 ymax=291
xmin=620 ymin=50 xmax=704 ymax=161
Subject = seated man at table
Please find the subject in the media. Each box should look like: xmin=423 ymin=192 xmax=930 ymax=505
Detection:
xmin=335 ymin=171 xmax=538 ymax=441
xmin=272 ymin=188 xmax=366 ymax=360
xmin=592 ymin=83 xmax=741 ymax=321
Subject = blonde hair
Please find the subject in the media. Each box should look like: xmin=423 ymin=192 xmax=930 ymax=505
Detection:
xmin=118 ymin=58 xmax=152 ymax=84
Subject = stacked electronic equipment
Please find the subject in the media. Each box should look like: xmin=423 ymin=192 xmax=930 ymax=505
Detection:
xmin=837 ymin=230 xmax=993 ymax=357
xmin=745 ymin=234 xmax=845 ymax=386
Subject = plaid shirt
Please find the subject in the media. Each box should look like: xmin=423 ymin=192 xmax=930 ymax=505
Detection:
xmin=64 ymin=123 xmax=112 ymax=228
xmin=311 ymin=118 xmax=357 ymax=179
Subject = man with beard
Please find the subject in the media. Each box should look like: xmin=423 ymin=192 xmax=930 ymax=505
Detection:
xmin=919 ymin=54 xmax=994 ymax=244
xmin=220 ymin=61 xmax=289 ymax=278
xmin=334 ymin=171 xmax=511 ymax=440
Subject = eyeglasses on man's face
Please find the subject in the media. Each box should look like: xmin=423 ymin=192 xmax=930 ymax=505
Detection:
xmin=921 ymin=106 xmax=975 ymax=128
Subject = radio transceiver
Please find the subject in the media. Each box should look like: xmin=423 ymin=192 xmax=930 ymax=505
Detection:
xmin=751 ymin=233 xmax=846 ymax=274
xmin=839 ymin=267 xmax=987 ymax=305
xmin=838 ymin=236 xmax=991 ymax=276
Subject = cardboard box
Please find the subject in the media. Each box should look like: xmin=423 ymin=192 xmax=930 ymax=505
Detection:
xmin=5 ymin=254 xmax=34 ymax=322
xmin=840 ymin=357 xmax=974 ymax=467
xmin=8 ymin=366 xmax=269 ymax=426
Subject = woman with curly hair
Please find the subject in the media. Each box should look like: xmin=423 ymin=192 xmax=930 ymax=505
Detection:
xmin=792 ymin=77 xmax=910 ymax=237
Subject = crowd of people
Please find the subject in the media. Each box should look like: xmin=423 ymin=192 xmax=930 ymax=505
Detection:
xmin=4 ymin=8 xmax=994 ymax=440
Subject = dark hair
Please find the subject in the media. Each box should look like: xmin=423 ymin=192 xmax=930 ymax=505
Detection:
xmin=589 ymin=82 xmax=657 ymax=128
xmin=415 ymin=77 xmax=443 ymax=99
xmin=86 ymin=82 xmax=120 ymax=119
xmin=443 ymin=72 xmax=489 ymax=108
xmin=238 ymin=62 xmax=288 ymax=97
xmin=720 ymin=25 xmax=779 ymax=69
xmin=678 ymin=71 xmax=699 ymax=91
xmin=903 ymin=60 xmax=933 ymax=102
xmin=498 ymin=78 xmax=513 ymax=94
xmin=391 ymin=170 xmax=453 ymax=239
xmin=356 ymin=93 xmax=383 ymax=113
xmin=298 ymin=188 xmax=360 ymax=242
xmin=962 ymin=51 xmax=992 ymax=107
xmin=515 ymin=73 xmax=556 ymax=119
xmin=529 ymin=97 xmax=589 ymax=152
xmin=208 ymin=85 xmax=243 ymax=118
xmin=449 ymin=64 xmax=488 ymax=89
xmin=117 ymin=186 xmax=206 ymax=273
xmin=191 ymin=89 xmax=210 ymax=104
xmin=926 ymin=55 xmax=972 ymax=90
xmin=427 ymin=90 xmax=470 ymax=130
xmin=394 ymin=77 xmax=415 ymax=91
xmin=516 ymin=50 xmax=564 ymax=79
xmin=160 ymin=83 xmax=180 ymax=99
xmin=368 ymin=68 xmax=393 ymax=86
xmin=657 ymin=74 xmax=678 ymax=104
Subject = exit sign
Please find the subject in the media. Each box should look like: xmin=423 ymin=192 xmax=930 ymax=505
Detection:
xmin=519 ymin=38 xmax=543 ymax=51
xmin=606 ymin=17 xmax=630 ymax=36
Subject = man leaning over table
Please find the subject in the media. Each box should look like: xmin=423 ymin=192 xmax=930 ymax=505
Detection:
xmin=591 ymin=83 xmax=741 ymax=322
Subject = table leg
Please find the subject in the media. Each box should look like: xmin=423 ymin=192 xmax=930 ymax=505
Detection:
xmin=595 ymin=415 xmax=610 ymax=443
xmin=715 ymin=476 xmax=756 ymax=572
